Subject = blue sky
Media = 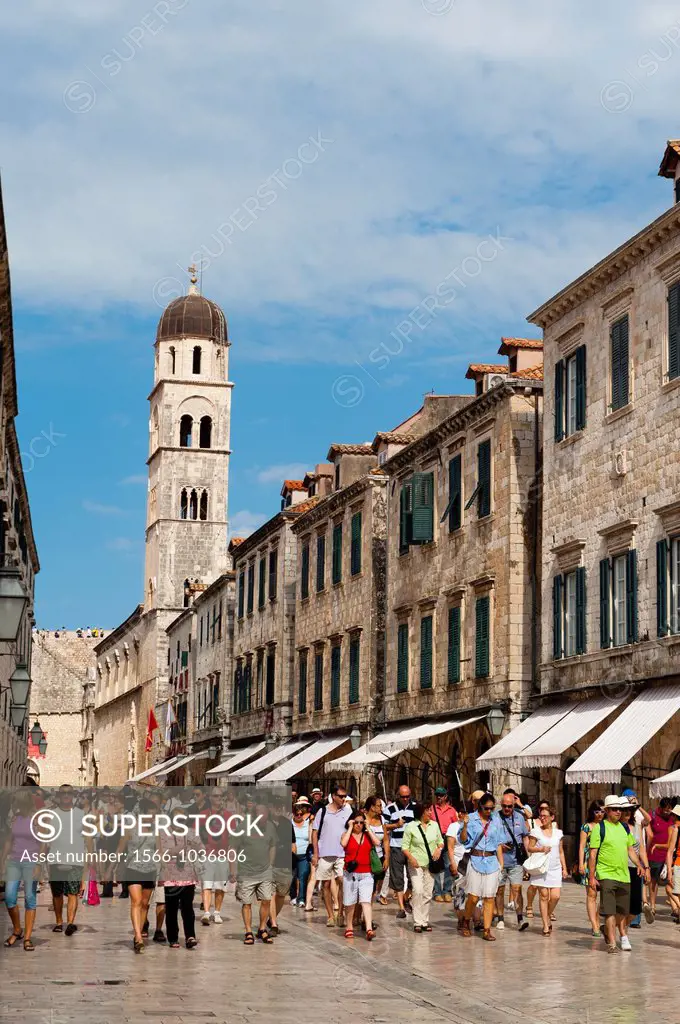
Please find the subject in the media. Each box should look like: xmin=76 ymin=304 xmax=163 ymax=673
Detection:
xmin=4 ymin=0 xmax=680 ymax=627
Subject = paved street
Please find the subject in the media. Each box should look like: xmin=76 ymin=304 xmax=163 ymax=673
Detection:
xmin=0 ymin=883 xmax=677 ymax=1024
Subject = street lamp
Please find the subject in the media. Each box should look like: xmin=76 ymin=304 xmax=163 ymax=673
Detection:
xmin=208 ymin=745 xmax=218 ymax=760
xmin=9 ymin=664 xmax=31 ymax=706
xmin=349 ymin=726 xmax=361 ymax=751
xmin=0 ymin=565 xmax=28 ymax=641
xmin=486 ymin=706 xmax=506 ymax=738
xmin=38 ymin=736 xmax=48 ymax=756
xmin=29 ymin=720 xmax=44 ymax=747
xmin=10 ymin=704 xmax=26 ymax=728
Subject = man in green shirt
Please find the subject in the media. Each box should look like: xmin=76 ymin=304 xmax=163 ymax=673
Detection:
xmin=589 ymin=795 xmax=648 ymax=954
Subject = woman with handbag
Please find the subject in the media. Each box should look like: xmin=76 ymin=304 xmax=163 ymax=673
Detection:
xmin=340 ymin=812 xmax=379 ymax=939
xmin=526 ymin=805 xmax=568 ymax=936
xmin=459 ymin=793 xmax=505 ymax=941
xmin=401 ymin=803 xmax=444 ymax=933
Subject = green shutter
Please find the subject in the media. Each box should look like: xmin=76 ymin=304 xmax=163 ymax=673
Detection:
xmin=420 ymin=615 xmax=433 ymax=689
xmin=475 ymin=596 xmax=490 ymax=678
xmin=247 ymin=564 xmax=254 ymax=614
xmin=330 ymin=645 xmax=341 ymax=708
xmin=669 ymin=283 xmax=680 ymax=381
xmin=411 ymin=472 xmax=434 ymax=543
xmin=349 ymin=637 xmax=360 ymax=704
xmin=447 ymin=606 xmax=461 ymax=684
xmin=552 ymin=575 xmax=563 ymax=659
xmin=332 ymin=523 xmax=342 ymax=584
xmin=657 ymin=539 xmax=669 ymax=637
xmin=351 ymin=512 xmax=362 ymax=575
xmin=258 ymin=557 xmax=266 ymax=608
xmin=448 ymin=455 xmax=462 ymax=532
xmin=576 ymin=566 xmax=586 ymax=654
xmin=599 ymin=558 xmax=611 ymax=649
xmin=611 ymin=315 xmax=629 ymax=411
xmin=477 ymin=440 xmax=491 ymax=518
xmin=397 ymin=623 xmax=409 ymax=692
xmin=316 ymin=534 xmax=326 ymax=592
xmin=575 ymin=346 xmax=587 ymax=431
xmin=554 ymin=360 xmax=565 ymax=441
xmin=314 ymin=652 xmax=323 ymax=710
xmin=268 ymin=550 xmax=277 ymax=600
xmin=399 ymin=483 xmax=412 ymax=553
xmin=626 ymin=549 xmax=638 ymax=644
xmin=298 ymin=652 xmax=307 ymax=713
xmin=238 ymin=572 xmax=245 ymax=618
xmin=301 ymin=543 xmax=309 ymax=599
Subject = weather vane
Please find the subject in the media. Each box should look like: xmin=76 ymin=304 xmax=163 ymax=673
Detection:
xmin=187 ymin=263 xmax=199 ymax=295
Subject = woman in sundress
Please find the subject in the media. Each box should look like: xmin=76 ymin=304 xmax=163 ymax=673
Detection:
xmin=526 ymin=805 xmax=568 ymax=936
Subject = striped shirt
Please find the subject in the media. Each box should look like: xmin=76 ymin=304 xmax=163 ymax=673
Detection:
xmin=385 ymin=801 xmax=417 ymax=849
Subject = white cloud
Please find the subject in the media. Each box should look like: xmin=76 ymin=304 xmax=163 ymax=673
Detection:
xmin=228 ymin=509 xmax=268 ymax=539
xmin=120 ymin=474 xmax=147 ymax=485
xmin=106 ymin=537 xmax=136 ymax=551
xmin=255 ymin=463 xmax=309 ymax=485
xmin=83 ymin=499 xmax=129 ymax=516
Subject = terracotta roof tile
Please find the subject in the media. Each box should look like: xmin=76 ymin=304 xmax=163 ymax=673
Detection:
xmin=326 ymin=443 xmax=374 ymax=459
xmin=465 ymin=363 xmax=508 ymax=379
xmin=287 ymin=495 xmax=323 ymax=516
xmin=508 ymin=363 xmax=544 ymax=381
xmin=281 ymin=479 xmax=306 ymax=494
xmin=372 ymin=431 xmax=419 ymax=449
xmin=498 ymin=337 xmax=543 ymax=354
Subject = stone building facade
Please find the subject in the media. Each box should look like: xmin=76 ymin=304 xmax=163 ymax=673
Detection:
xmin=382 ymin=347 xmax=543 ymax=805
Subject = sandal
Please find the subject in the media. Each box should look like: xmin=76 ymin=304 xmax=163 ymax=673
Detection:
xmin=378 ymin=896 xmax=388 ymax=906
xmin=186 ymin=938 xmax=197 ymax=949
xmin=526 ymin=909 xmax=534 ymax=918
xmin=344 ymin=929 xmax=354 ymax=938
xmin=243 ymin=932 xmax=255 ymax=945
xmin=460 ymin=919 xmax=472 ymax=937
xmin=482 ymin=930 xmax=496 ymax=942
xmin=366 ymin=929 xmax=375 ymax=941
xmin=133 ymin=940 xmax=144 ymax=954
xmin=256 ymin=929 xmax=274 ymax=944
xmin=23 ymin=940 xmax=35 ymax=952
xmin=413 ymin=926 xmax=422 ymax=934
xmin=542 ymin=928 xmax=551 ymax=936
xmin=4 ymin=931 xmax=22 ymax=947
xmin=423 ymin=925 xmax=433 ymax=932
xmin=169 ymin=942 xmax=180 ymax=949
xmin=268 ymin=924 xmax=279 ymax=936
xmin=52 ymin=925 xmax=63 ymax=933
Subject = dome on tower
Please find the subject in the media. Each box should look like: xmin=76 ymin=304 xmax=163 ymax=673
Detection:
xmin=156 ymin=292 xmax=228 ymax=345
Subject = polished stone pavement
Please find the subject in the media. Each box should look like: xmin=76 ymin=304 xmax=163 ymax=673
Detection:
xmin=0 ymin=883 xmax=676 ymax=1024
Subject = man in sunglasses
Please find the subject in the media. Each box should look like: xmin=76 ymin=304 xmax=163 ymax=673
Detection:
xmin=312 ymin=783 xmax=352 ymax=927
xmin=495 ymin=790 xmax=529 ymax=931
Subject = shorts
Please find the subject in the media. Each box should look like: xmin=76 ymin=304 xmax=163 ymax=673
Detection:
xmin=628 ymin=867 xmax=643 ymax=916
xmin=498 ymin=863 xmax=525 ymax=887
xmin=237 ymin=879 xmax=274 ymax=905
xmin=388 ymin=847 xmax=410 ymax=893
xmin=649 ymin=861 xmax=665 ymax=883
xmin=599 ymin=878 xmax=630 ymax=917
xmin=273 ymin=869 xmax=292 ymax=897
xmin=151 ymin=885 xmax=165 ymax=906
xmin=316 ymin=856 xmax=345 ymax=882
xmin=673 ymin=866 xmax=680 ymax=896
xmin=49 ymin=875 xmax=82 ymax=898
xmin=124 ymin=873 xmax=156 ymax=890
xmin=343 ymin=871 xmax=374 ymax=906
xmin=465 ymin=865 xmax=500 ymax=900
xmin=201 ymin=880 xmax=229 ymax=891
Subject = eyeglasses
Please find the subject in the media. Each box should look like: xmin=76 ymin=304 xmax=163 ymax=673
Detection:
xmin=335 ymin=793 xmax=347 ymax=800
xmin=353 ymin=819 xmax=366 ymax=825
xmin=481 ymin=805 xmax=494 ymax=812
xmin=500 ymin=804 xmax=514 ymax=810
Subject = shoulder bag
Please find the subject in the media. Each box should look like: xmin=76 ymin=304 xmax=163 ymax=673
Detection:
xmin=501 ymin=811 xmax=528 ymax=865
xmin=417 ymin=824 xmax=442 ymax=874
xmin=458 ymin=818 xmax=490 ymax=875
xmin=523 ymin=827 xmax=551 ymax=876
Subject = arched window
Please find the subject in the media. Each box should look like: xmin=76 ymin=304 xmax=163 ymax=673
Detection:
xmin=180 ymin=489 xmax=188 ymax=520
xmin=189 ymin=489 xmax=198 ymax=520
xmin=192 ymin=346 xmax=202 ymax=374
xmin=669 ymin=750 xmax=680 ymax=773
xmin=179 ymin=415 xmax=193 ymax=448
xmin=199 ymin=416 xmax=212 ymax=448
xmin=169 ymin=346 xmax=176 ymax=374
xmin=199 ymin=490 xmax=208 ymax=521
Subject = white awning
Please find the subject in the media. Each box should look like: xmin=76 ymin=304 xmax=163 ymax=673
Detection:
xmin=128 ymin=756 xmax=180 ymax=783
xmin=258 ymin=735 xmax=350 ymax=783
xmin=229 ymin=738 xmax=315 ymax=783
xmin=325 ymin=741 xmax=393 ymax=773
xmin=566 ymin=683 xmax=680 ymax=785
xmin=650 ymin=770 xmax=680 ymax=799
xmin=367 ymin=712 xmax=485 ymax=755
xmin=156 ymin=752 xmax=199 ymax=776
xmin=504 ymin=694 xmax=627 ymax=769
xmin=476 ymin=702 xmax=575 ymax=770
xmin=205 ymin=742 xmax=267 ymax=777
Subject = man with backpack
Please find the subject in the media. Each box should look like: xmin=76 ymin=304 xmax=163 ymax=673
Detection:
xmin=588 ymin=795 xmax=649 ymax=954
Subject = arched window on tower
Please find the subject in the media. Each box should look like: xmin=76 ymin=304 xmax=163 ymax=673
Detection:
xmin=169 ymin=346 xmax=176 ymax=375
xmin=192 ymin=346 xmax=202 ymax=374
xmin=179 ymin=415 xmax=193 ymax=447
xmin=151 ymin=407 xmax=159 ymax=450
xmin=189 ymin=489 xmax=198 ymax=520
xmin=199 ymin=416 xmax=212 ymax=448
xmin=199 ymin=490 xmax=208 ymax=521
xmin=180 ymin=489 xmax=188 ymax=519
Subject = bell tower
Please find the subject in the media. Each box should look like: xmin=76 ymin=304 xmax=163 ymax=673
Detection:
xmin=144 ymin=268 xmax=232 ymax=616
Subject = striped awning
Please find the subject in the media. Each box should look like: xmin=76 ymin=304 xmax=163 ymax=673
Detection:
xmin=155 ymin=752 xmax=199 ymax=776
xmin=127 ymin=756 xmax=180 ymax=783
xmin=566 ymin=684 xmax=680 ymax=785
xmin=367 ymin=712 xmax=485 ymax=755
xmin=503 ymin=694 xmax=626 ymax=769
xmin=205 ymin=742 xmax=267 ymax=777
xmin=258 ymin=735 xmax=350 ymax=783
xmin=650 ymin=769 xmax=680 ymax=799
xmin=229 ymin=738 xmax=315 ymax=783
xmin=475 ymin=702 xmax=574 ymax=770
xmin=325 ymin=740 xmax=393 ymax=773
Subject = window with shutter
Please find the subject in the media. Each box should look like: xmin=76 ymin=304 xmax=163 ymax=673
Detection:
xmin=301 ymin=542 xmax=310 ymax=599
xmin=247 ymin=564 xmax=254 ymax=614
xmin=265 ymin=649 xmax=275 ymax=706
xmin=399 ymin=483 xmax=413 ymax=553
xmin=626 ymin=549 xmax=638 ymax=644
xmin=316 ymin=534 xmax=326 ymax=592
xmin=575 ymin=566 xmax=587 ymax=655
xmin=258 ymin=557 xmax=266 ymax=609
xmin=330 ymin=644 xmax=341 ymax=708
xmin=554 ymin=360 xmax=565 ymax=441
xmin=298 ymin=651 xmax=308 ymax=713
xmin=447 ymin=606 xmax=461 ymax=684
xmin=397 ymin=623 xmax=409 ymax=692
xmin=475 ymin=596 xmax=490 ymax=678
xmin=332 ymin=523 xmax=342 ymax=584
xmin=669 ymin=283 xmax=680 ymax=381
xmin=610 ymin=315 xmax=630 ymax=412
xmin=420 ymin=615 xmax=433 ymax=689
xmin=612 ymin=554 xmax=626 ymax=646
xmin=671 ymin=538 xmax=680 ymax=634
xmin=237 ymin=572 xmax=245 ymax=619
xmin=411 ymin=472 xmax=434 ymax=543
xmin=575 ymin=345 xmax=587 ymax=430
xmin=552 ymin=575 xmax=563 ymax=659
xmin=314 ymin=651 xmax=324 ymax=710
xmin=447 ymin=455 xmax=462 ymax=532
xmin=477 ymin=440 xmax=491 ymax=518
xmin=350 ymin=512 xmax=362 ymax=575
xmin=564 ymin=572 xmax=577 ymax=656
xmin=268 ymin=550 xmax=278 ymax=601
xmin=256 ymin=650 xmax=264 ymax=707
xmin=599 ymin=558 xmax=611 ymax=649
xmin=349 ymin=636 xmax=360 ymax=704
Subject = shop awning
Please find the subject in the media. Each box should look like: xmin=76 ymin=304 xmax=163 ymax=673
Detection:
xmin=258 ymin=735 xmax=350 ymax=783
xmin=127 ymin=756 xmax=180 ymax=783
xmin=566 ymin=683 xmax=680 ymax=785
xmin=156 ymin=752 xmax=199 ymax=776
xmin=650 ymin=770 xmax=680 ymax=799
xmin=325 ymin=740 xmax=393 ymax=773
xmin=476 ymin=701 xmax=575 ymax=770
xmin=367 ymin=712 xmax=485 ymax=755
xmin=229 ymin=738 xmax=315 ymax=783
xmin=502 ymin=694 xmax=627 ymax=769
xmin=205 ymin=741 xmax=267 ymax=777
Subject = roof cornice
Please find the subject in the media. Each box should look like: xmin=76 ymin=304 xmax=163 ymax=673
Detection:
xmin=528 ymin=202 xmax=680 ymax=329
xmin=291 ymin=474 xmax=387 ymax=533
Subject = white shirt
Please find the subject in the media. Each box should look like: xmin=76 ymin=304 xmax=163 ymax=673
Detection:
xmin=446 ymin=820 xmax=466 ymax=862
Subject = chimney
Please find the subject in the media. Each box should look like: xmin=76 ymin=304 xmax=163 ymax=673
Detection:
xmin=658 ymin=140 xmax=680 ymax=204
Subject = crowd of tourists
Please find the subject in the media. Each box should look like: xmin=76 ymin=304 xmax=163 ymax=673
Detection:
xmin=2 ymin=781 xmax=680 ymax=956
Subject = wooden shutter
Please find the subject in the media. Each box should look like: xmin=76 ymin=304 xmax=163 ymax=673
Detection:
xmin=447 ymin=606 xmax=461 ymax=684
xmin=332 ymin=523 xmax=342 ymax=584
xmin=411 ymin=472 xmax=434 ymax=543
xmin=657 ymin=539 xmax=669 ymax=637
xmin=448 ymin=455 xmax=462 ymax=532
xmin=669 ymin=283 xmax=680 ymax=381
xmin=576 ymin=566 xmax=586 ymax=654
xmin=420 ymin=616 xmax=433 ymax=689
xmin=316 ymin=534 xmax=326 ymax=592
xmin=298 ymin=651 xmax=307 ymax=713
xmin=475 ymin=596 xmax=490 ymax=678
xmin=554 ymin=359 xmax=565 ymax=441
xmin=552 ymin=575 xmax=563 ymax=659
xmin=247 ymin=564 xmax=254 ymax=614
xmin=351 ymin=512 xmax=362 ymax=575
xmin=265 ymin=649 xmax=275 ymax=706
xmin=349 ymin=636 xmax=360 ymax=704
xmin=599 ymin=558 xmax=611 ymax=649
xmin=301 ymin=543 xmax=310 ymax=599
xmin=258 ymin=557 xmax=266 ymax=608
xmin=477 ymin=440 xmax=491 ymax=518
xmin=397 ymin=623 xmax=409 ymax=692
xmin=611 ymin=315 xmax=629 ymax=411
xmin=268 ymin=549 xmax=277 ymax=600
xmin=399 ymin=483 xmax=412 ymax=552
xmin=238 ymin=572 xmax=245 ymax=618
xmin=314 ymin=651 xmax=323 ymax=710
xmin=575 ymin=346 xmax=587 ymax=431
xmin=330 ymin=645 xmax=341 ymax=708
xmin=626 ymin=549 xmax=638 ymax=644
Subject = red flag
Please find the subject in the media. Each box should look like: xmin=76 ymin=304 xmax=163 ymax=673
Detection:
xmin=145 ymin=707 xmax=159 ymax=751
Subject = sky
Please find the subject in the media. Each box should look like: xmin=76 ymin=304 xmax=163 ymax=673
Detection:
xmin=3 ymin=0 xmax=680 ymax=627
